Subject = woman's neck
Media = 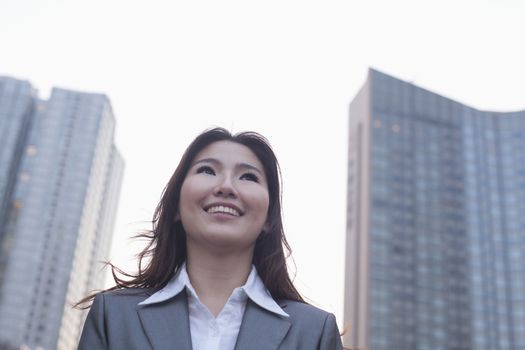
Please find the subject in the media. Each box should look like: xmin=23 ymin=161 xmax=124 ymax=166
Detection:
xmin=186 ymin=248 xmax=253 ymax=317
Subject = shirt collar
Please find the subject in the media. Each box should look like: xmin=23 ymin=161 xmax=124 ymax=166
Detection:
xmin=242 ymin=265 xmax=289 ymax=317
xmin=138 ymin=263 xmax=289 ymax=318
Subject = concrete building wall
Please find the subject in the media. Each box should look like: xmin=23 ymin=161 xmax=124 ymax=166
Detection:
xmin=344 ymin=69 xmax=525 ymax=350
xmin=0 ymin=79 xmax=123 ymax=350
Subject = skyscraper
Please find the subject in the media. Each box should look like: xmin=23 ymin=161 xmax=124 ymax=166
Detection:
xmin=0 ymin=77 xmax=124 ymax=350
xmin=344 ymin=69 xmax=525 ymax=350
xmin=0 ymin=77 xmax=35 ymax=248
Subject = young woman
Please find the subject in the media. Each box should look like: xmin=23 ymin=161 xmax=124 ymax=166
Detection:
xmin=78 ymin=127 xmax=343 ymax=350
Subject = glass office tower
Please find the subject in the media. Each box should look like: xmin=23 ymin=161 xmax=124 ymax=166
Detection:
xmin=344 ymin=69 xmax=525 ymax=350
xmin=0 ymin=78 xmax=35 ymax=248
xmin=0 ymin=77 xmax=124 ymax=350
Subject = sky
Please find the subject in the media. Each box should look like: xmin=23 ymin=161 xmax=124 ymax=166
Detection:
xmin=1 ymin=0 xmax=524 ymax=325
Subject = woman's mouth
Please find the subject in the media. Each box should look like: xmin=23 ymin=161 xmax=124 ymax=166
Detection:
xmin=206 ymin=205 xmax=241 ymax=217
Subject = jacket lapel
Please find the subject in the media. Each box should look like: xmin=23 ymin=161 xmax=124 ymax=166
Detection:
xmin=136 ymin=291 xmax=193 ymax=350
xmin=235 ymin=300 xmax=291 ymax=350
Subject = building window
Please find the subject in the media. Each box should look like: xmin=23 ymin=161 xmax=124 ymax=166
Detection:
xmin=20 ymin=173 xmax=30 ymax=182
xmin=26 ymin=145 xmax=38 ymax=156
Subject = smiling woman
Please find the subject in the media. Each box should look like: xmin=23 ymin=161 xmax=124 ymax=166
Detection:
xmin=179 ymin=141 xmax=270 ymax=258
xmin=77 ymin=127 xmax=343 ymax=350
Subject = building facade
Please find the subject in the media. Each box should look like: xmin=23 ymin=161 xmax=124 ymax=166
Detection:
xmin=0 ymin=77 xmax=124 ymax=350
xmin=344 ymin=69 xmax=525 ymax=350
xmin=0 ymin=77 xmax=35 ymax=250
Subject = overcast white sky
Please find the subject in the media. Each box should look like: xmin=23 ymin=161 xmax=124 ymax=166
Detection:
xmin=2 ymin=0 xmax=524 ymax=325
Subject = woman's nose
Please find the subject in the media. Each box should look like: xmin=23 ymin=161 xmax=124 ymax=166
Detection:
xmin=213 ymin=175 xmax=237 ymax=198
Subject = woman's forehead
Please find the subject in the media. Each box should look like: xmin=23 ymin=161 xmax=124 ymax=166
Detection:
xmin=193 ymin=140 xmax=263 ymax=168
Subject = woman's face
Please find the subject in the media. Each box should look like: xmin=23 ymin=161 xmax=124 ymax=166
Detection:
xmin=179 ymin=140 xmax=270 ymax=254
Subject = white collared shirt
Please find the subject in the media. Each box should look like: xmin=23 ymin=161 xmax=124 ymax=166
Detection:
xmin=139 ymin=263 xmax=288 ymax=350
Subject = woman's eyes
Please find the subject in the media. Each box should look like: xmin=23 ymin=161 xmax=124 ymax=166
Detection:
xmin=196 ymin=166 xmax=259 ymax=183
xmin=196 ymin=166 xmax=215 ymax=175
xmin=240 ymin=172 xmax=259 ymax=183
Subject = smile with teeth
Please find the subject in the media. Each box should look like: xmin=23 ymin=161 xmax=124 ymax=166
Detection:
xmin=206 ymin=205 xmax=241 ymax=217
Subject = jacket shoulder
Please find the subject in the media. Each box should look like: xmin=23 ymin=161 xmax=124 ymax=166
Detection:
xmin=102 ymin=287 xmax=150 ymax=297
xmin=281 ymin=300 xmax=333 ymax=320
xmin=277 ymin=300 xmax=343 ymax=349
xmin=79 ymin=288 xmax=163 ymax=349
xmin=90 ymin=288 xmax=150 ymax=308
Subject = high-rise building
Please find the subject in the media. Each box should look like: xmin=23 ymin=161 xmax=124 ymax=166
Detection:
xmin=0 ymin=77 xmax=124 ymax=350
xmin=0 ymin=77 xmax=35 ymax=247
xmin=344 ymin=69 xmax=525 ymax=350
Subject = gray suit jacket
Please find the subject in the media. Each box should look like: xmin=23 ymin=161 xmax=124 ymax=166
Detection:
xmin=78 ymin=289 xmax=342 ymax=350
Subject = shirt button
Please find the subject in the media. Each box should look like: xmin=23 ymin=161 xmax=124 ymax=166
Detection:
xmin=209 ymin=322 xmax=219 ymax=337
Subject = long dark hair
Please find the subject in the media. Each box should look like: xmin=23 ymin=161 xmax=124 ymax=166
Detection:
xmin=78 ymin=127 xmax=304 ymax=306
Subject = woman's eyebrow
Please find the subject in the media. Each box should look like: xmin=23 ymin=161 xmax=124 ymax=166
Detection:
xmin=192 ymin=158 xmax=263 ymax=176
xmin=191 ymin=158 xmax=220 ymax=167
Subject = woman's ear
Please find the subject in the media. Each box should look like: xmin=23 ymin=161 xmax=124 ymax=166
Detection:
xmin=262 ymin=221 xmax=270 ymax=233
xmin=174 ymin=212 xmax=181 ymax=222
